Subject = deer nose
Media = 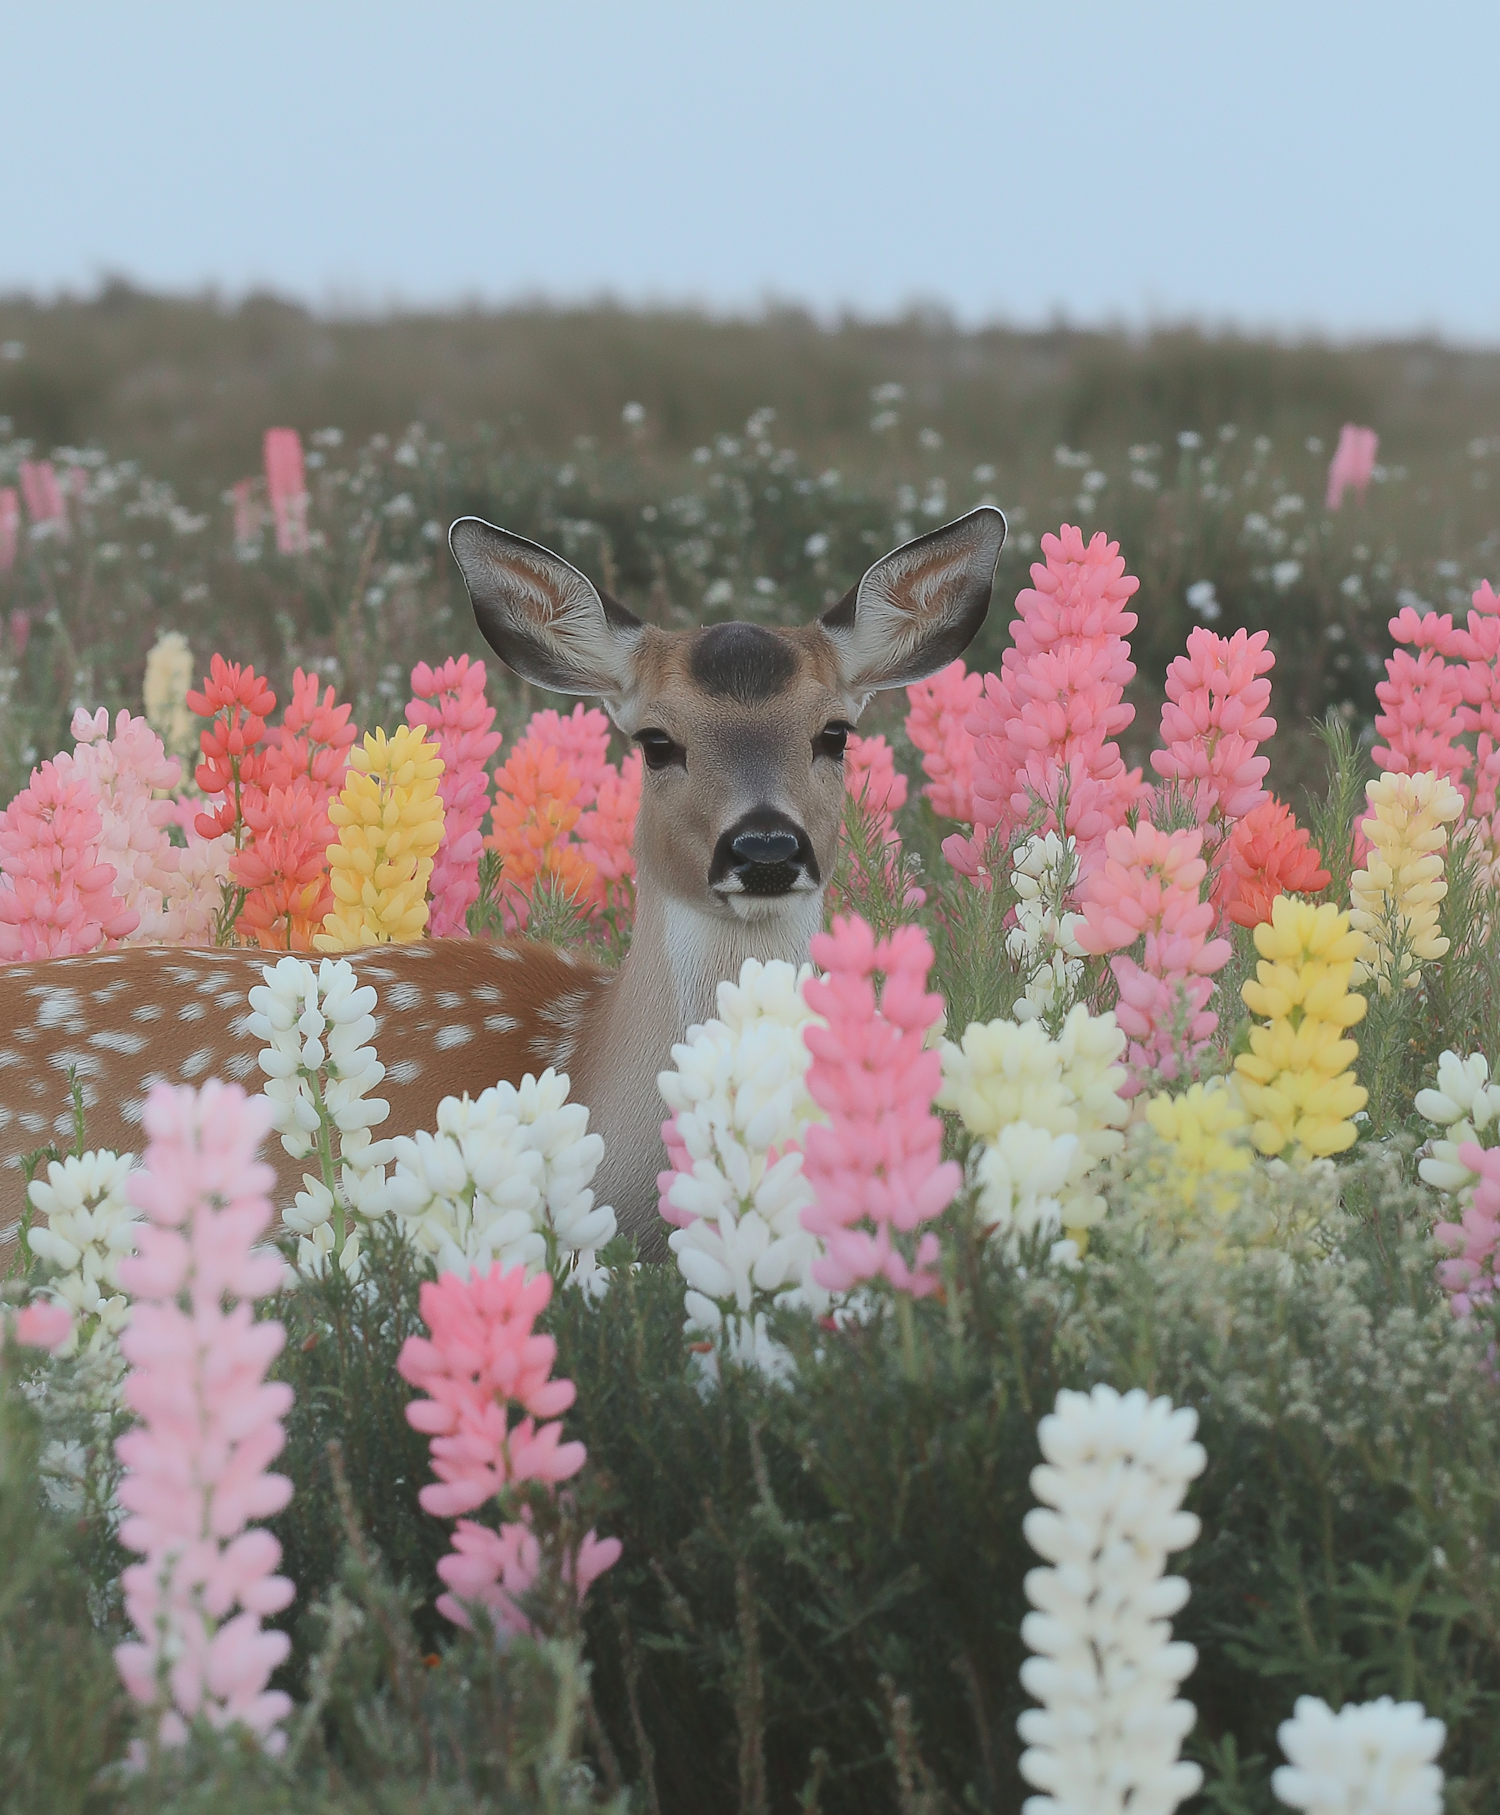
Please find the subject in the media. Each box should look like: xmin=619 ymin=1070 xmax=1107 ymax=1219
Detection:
xmin=730 ymin=829 xmax=801 ymax=866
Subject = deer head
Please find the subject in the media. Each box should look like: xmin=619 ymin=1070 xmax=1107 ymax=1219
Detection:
xmin=449 ymin=506 xmax=1006 ymax=933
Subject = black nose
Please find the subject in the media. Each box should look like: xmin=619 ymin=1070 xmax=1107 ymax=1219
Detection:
xmin=710 ymin=810 xmax=821 ymax=897
xmin=731 ymin=830 xmax=800 ymax=866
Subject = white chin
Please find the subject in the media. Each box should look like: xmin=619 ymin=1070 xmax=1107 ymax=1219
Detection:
xmin=722 ymin=891 xmax=803 ymax=922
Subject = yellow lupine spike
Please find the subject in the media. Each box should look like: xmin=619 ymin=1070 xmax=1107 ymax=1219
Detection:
xmin=315 ymin=725 xmax=446 ymax=951
xmin=1234 ymin=894 xmax=1367 ymax=1161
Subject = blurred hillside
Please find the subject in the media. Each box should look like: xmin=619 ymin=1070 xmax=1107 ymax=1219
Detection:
xmin=3 ymin=282 xmax=1500 ymax=491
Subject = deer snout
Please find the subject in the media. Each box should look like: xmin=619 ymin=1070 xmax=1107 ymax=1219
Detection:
xmin=710 ymin=810 xmax=821 ymax=900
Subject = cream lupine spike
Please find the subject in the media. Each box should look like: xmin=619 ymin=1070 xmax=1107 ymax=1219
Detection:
xmin=1272 ymin=1694 xmax=1444 ymax=1815
xmin=1144 ymin=1078 xmax=1252 ymax=1212
xmin=315 ymin=724 xmax=445 ymax=950
xmin=26 ymin=1149 xmax=140 ymax=1354
xmin=141 ymin=629 xmax=198 ymax=766
xmin=1349 ymin=770 xmax=1463 ymax=992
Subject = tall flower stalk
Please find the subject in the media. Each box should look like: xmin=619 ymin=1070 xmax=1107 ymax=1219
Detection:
xmin=1018 ymin=1383 xmax=1206 ymax=1815
xmin=1273 ymin=1694 xmax=1444 ymax=1815
xmin=113 ymin=1080 xmax=295 ymax=1752
xmin=316 ymin=724 xmax=445 ymax=949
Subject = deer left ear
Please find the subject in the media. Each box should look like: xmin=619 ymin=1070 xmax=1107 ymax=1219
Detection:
xmin=820 ymin=505 xmax=1006 ymax=692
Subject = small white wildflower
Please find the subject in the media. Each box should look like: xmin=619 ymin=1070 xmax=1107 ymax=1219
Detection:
xmin=26 ymin=1149 xmax=139 ymax=1353
xmin=1272 ymin=1695 xmax=1444 ymax=1815
xmin=1019 ymin=1385 xmax=1206 ymax=1814
xmin=1185 ymin=579 xmax=1221 ymax=621
xmin=1272 ymin=559 xmax=1303 ymax=590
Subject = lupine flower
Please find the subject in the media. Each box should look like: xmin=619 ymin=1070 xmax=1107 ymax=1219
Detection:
xmin=1018 ymin=1384 xmax=1206 ymax=1815
xmin=234 ymin=780 xmax=337 ymax=950
xmin=316 ymin=724 xmax=446 ymax=949
xmin=1143 ymin=1078 xmax=1252 ymax=1211
xmin=1151 ymin=626 xmax=1275 ymax=843
xmin=114 ymin=1081 xmax=295 ymax=1752
xmin=949 ymin=525 xmax=1142 ymax=879
xmin=247 ymin=956 xmax=392 ymax=1274
xmin=575 ymin=749 xmax=641 ymax=911
xmin=1415 ymin=1049 xmax=1500 ymax=1206
xmin=383 ymin=1070 xmax=615 ymax=1294
xmin=904 ymin=658 xmax=982 ymax=823
xmin=0 ymin=758 xmax=138 ymax=959
xmin=512 ymin=703 xmax=613 ymax=806
xmin=4 ymin=1298 xmax=74 ymax=1354
xmin=1349 ymin=770 xmax=1463 ymax=992
xmin=1218 ymin=796 xmax=1329 ymax=929
xmin=20 ymin=458 xmax=67 ymax=534
xmin=7 ymin=607 xmax=29 ymax=659
xmin=64 ymin=706 xmax=183 ymax=944
xmin=397 ymin=1264 xmax=619 ymax=1633
xmin=800 ymin=917 xmax=959 ymax=1296
xmin=406 ymin=655 xmax=502 ymax=936
xmin=1433 ymin=1143 xmax=1500 ymax=1318
xmin=1451 ymin=580 xmax=1500 ymax=870
xmin=187 ymin=654 xmax=276 ymax=845
xmin=26 ymin=1149 xmax=138 ymax=1353
xmin=263 ymin=427 xmax=310 ymax=555
xmin=1077 ymin=822 xmax=1232 ymax=1090
xmin=1273 ymin=1694 xmax=1443 ymax=1815
xmin=260 ymin=666 xmax=356 ymax=793
xmin=1234 ymin=896 xmax=1367 ymax=1159
xmin=487 ymin=739 xmax=597 ymax=930
xmin=1324 ymin=423 xmax=1379 ymax=511
xmin=938 ymin=1004 xmax=1129 ymax=1246
xmin=142 ymin=631 xmax=199 ymax=766
xmin=658 ymin=958 xmax=827 ymax=1374
xmin=1371 ymin=608 xmax=1469 ymax=796
xmin=1006 ymin=830 xmax=1086 ymax=1025
xmin=0 ymin=486 xmax=20 ymax=572
xmin=229 ymin=478 xmax=261 ymax=555
xmin=972 ymin=1121 xmax=1079 ymax=1256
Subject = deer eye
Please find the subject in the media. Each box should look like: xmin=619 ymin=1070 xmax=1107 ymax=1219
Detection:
xmin=814 ymin=722 xmax=851 ymax=761
xmin=636 ymin=728 xmax=686 ymax=772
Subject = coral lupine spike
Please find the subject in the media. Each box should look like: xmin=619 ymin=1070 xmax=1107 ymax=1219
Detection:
xmin=406 ymin=654 xmax=503 ymax=937
xmin=113 ymin=1080 xmax=295 ymax=1752
xmin=187 ymin=654 xmax=276 ymax=844
xmin=1217 ymin=796 xmax=1329 ymax=929
xmin=799 ymin=915 xmax=959 ymax=1296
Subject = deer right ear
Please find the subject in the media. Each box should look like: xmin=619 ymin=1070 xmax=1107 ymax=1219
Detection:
xmin=449 ymin=518 xmax=643 ymax=696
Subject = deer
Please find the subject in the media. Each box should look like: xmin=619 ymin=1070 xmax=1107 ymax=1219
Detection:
xmin=0 ymin=506 xmax=1005 ymax=1258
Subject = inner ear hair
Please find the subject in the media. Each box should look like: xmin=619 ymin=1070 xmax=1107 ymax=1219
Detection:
xmin=449 ymin=517 xmax=642 ymax=695
xmin=821 ymin=506 xmax=1006 ymax=692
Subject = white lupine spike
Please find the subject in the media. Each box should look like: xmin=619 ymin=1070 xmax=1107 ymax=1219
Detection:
xmin=1018 ymin=1383 xmax=1207 ymax=1815
xmin=26 ymin=1149 xmax=139 ymax=1354
xmin=657 ymin=958 xmax=828 ymax=1378
xmin=1007 ymin=832 xmax=1086 ymax=1025
xmin=246 ymin=956 xmax=393 ymax=1278
xmin=974 ymin=1123 xmax=1078 ymax=1259
xmin=1272 ymin=1695 xmax=1445 ymax=1815
xmin=381 ymin=1069 xmax=615 ymax=1296
xmin=1415 ymin=1048 xmax=1500 ymax=1206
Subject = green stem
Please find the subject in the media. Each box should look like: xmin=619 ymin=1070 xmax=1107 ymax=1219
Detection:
xmin=309 ymin=1070 xmax=344 ymax=1257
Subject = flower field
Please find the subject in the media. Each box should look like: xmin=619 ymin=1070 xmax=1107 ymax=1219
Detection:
xmin=2 ymin=415 xmax=1500 ymax=1813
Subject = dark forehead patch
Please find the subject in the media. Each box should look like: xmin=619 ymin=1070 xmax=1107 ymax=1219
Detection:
xmin=689 ymin=622 xmax=797 ymax=702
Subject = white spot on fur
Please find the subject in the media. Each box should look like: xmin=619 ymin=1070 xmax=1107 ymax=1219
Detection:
xmin=389 ymin=982 xmax=422 ymax=1010
xmin=132 ymin=1001 xmax=164 ymax=1023
xmin=473 ymin=985 xmax=503 ymax=1004
xmin=389 ymin=1058 xmax=421 ymax=1085
xmin=436 ymin=990 xmax=463 ymax=1009
xmin=182 ymin=1048 xmax=215 ymax=1078
xmin=483 ymin=1013 xmax=519 ymax=1034
xmin=435 ymin=1024 xmax=473 ymax=1050
xmin=225 ymin=1052 xmax=256 ymax=1080
xmin=90 ymin=1028 xmax=147 ymax=1055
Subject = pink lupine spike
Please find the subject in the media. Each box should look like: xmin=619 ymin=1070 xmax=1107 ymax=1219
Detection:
xmin=904 ymin=659 xmax=983 ymax=822
xmin=19 ymin=458 xmax=67 ymax=533
xmin=799 ymin=915 xmax=958 ymax=1296
xmin=406 ymin=655 xmax=503 ymax=935
xmin=1325 ymin=423 xmax=1379 ymax=511
xmin=0 ymin=487 xmax=19 ymax=572
xmin=1151 ymin=626 xmax=1276 ymax=842
xmin=113 ymin=1080 xmax=295 ymax=1753
xmin=399 ymin=1261 xmax=618 ymax=1634
xmin=0 ymin=758 xmax=139 ymax=960
xmin=1371 ymin=607 xmax=1468 ymax=798
xmin=263 ymin=428 xmax=310 ymax=555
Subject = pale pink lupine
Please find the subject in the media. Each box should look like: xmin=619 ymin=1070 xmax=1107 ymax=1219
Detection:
xmin=800 ymin=916 xmax=960 ymax=1296
xmin=1372 ymin=607 xmax=1469 ymax=796
xmin=398 ymin=1263 xmax=620 ymax=1635
xmin=406 ymin=655 xmax=503 ymax=936
xmin=263 ymin=428 xmax=309 ymax=556
xmin=1151 ymin=627 xmax=1276 ymax=844
xmin=516 ymin=704 xmax=613 ymax=807
xmin=949 ymin=525 xmax=1143 ymax=881
xmin=905 ymin=659 xmax=983 ymax=823
xmin=114 ymin=1081 xmax=295 ymax=1751
xmin=0 ymin=487 xmax=19 ymax=572
xmin=1435 ymin=1142 xmax=1500 ymax=1318
xmin=1076 ymin=822 xmax=1232 ymax=1091
xmin=2 ymin=1299 xmax=73 ymax=1354
xmin=1325 ymin=424 xmax=1379 ymax=510
xmin=576 ymin=748 xmax=642 ymax=908
xmin=230 ymin=478 xmax=261 ymax=552
xmin=8 ymin=609 xmax=30 ymax=659
xmin=0 ymin=759 xmax=138 ymax=960
xmin=19 ymin=458 xmax=66 ymax=533
xmin=1445 ymin=581 xmax=1500 ymax=868
xmin=63 ymin=707 xmax=184 ymax=943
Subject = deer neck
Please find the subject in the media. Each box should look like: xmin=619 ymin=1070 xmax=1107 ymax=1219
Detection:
xmin=572 ymin=883 xmax=823 ymax=1254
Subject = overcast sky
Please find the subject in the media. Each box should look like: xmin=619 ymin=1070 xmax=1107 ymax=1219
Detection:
xmin=3 ymin=0 xmax=1497 ymax=339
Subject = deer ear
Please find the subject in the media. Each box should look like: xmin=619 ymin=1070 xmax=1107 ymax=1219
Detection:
xmin=820 ymin=505 xmax=1006 ymax=692
xmin=449 ymin=518 xmax=643 ymax=696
